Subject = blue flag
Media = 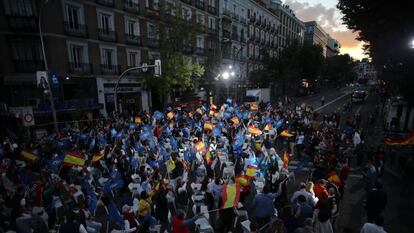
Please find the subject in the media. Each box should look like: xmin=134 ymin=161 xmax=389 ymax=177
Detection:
xmin=86 ymin=187 xmax=98 ymax=213
xmin=108 ymin=201 xmax=124 ymax=228
xmin=153 ymin=111 xmax=163 ymax=120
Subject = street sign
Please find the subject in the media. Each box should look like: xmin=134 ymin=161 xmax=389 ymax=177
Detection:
xmin=154 ymin=59 xmax=162 ymax=77
xmin=9 ymin=106 xmax=35 ymax=127
xmin=48 ymin=69 xmax=59 ymax=89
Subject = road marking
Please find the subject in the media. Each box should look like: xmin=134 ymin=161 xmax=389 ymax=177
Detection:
xmin=314 ymin=91 xmax=351 ymax=112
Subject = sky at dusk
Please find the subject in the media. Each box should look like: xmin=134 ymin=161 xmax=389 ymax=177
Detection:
xmin=284 ymin=0 xmax=367 ymax=60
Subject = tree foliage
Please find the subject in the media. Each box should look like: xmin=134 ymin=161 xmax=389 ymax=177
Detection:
xmin=322 ymin=54 xmax=356 ymax=85
xmin=144 ymin=4 xmax=205 ymax=94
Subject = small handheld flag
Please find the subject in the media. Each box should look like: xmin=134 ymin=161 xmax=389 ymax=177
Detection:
xmin=230 ymin=116 xmax=240 ymax=125
xmin=92 ymin=149 xmax=105 ymax=163
xmin=280 ymin=130 xmax=294 ymax=137
xmin=20 ymin=150 xmax=38 ymax=162
xmin=195 ymin=141 xmax=205 ymax=152
xmin=63 ymin=152 xmax=85 ymax=167
xmin=248 ymin=125 xmax=262 ymax=136
xmin=204 ymin=121 xmax=214 ymax=131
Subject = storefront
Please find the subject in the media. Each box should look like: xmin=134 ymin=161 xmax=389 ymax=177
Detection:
xmin=96 ymin=77 xmax=151 ymax=117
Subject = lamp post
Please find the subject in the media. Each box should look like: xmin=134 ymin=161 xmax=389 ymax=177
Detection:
xmin=220 ymin=65 xmax=235 ymax=98
xmin=410 ymin=38 xmax=414 ymax=49
xmin=39 ymin=0 xmax=58 ymax=134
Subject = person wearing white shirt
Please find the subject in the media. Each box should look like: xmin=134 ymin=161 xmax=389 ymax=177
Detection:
xmin=360 ymin=215 xmax=387 ymax=233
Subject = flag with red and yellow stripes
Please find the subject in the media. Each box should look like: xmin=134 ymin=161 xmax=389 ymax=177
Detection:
xmin=63 ymin=151 xmax=85 ymax=167
xmin=280 ymin=129 xmax=294 ymax=137
xmin=230 ymin=116 xmax=240 ymax=125
xmin=250 ymin=103 xmax=259 ymax=111
xmin=263 ymin=123 xmax=271 ymax=131
xmin=195 ymin=141 xmax=205 ymax=152
xmin=92 ymin=149 xmax=105 ymax=163
xmin=221 ymin=184 xmax=240 ymax=209
xmin=134 ymin=116 xmax=142 ymax=124
xmin=167 ymin=111 xmax=174 ymax=120
xmin=246 ymin=165 xmax=258 ymax=178
xmin=384 ymin=132 xmax=414 ymax=145
xmin=204 ymin=121 xmax=214 ymax=131
xmin=248 ymin=125 xmax=262 ymax=136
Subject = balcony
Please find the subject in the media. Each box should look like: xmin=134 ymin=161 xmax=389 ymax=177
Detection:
xmin=249 ymin=16 xmax=256 ymax=23
xmin=101 ymin=64 xmax=120 ymax=75
xmin=208 ymin=27 xmax=218 ymax=35
xmin=231 ymin=33 xmax=239 ymax=41
xmin=181 ymin=0 xmax=191 ymax=4
xmin=95 ymin=0 xmax=114 ymax=7
xmin=208 ymin=5 xmax=216 ymax=14
xmin=68 ymin=62 xmax=93 ymax=74
xmin=146 ymin=37 xmax=159 ymax=48
xmin=7 ymin=16 xmax=37 ymax=31
xmin=195 ymin=1 xmax=205 ymax=10
xmin=223 ymin=10 xmax=232 ymax=20
xmin=197 ymin=23 xmax=206 ymax=32
xmin=255 ymin=20 xmax=261 ymax=26
xmin=240 ymin=36 xmax=246 ymax=43
xmin=98 ymin=28 xmax=117 ymax=42
xmin=124 ymin=0 xmax=139 ymax=13
xmin=232 ymin=14 xmax=239 ymax=21
xmin=195 ymin=47 xmax=205 ymax=55
xmin=239 ymin=17 xmax=247 ymax=24
xmin=125 ymin=33 xmax=142 ymax=45
xmin=64 ymin=22 xmax=88 ymax=37
xmin=14 ymin=60 xmax=44 ymax=73
xmin=223 ymin=30 xmax=231 ymax=39
xmin=182 ymin=45 xmax=193 ymax=54
xmin=146 ymin=5 xmax=160 ymax=18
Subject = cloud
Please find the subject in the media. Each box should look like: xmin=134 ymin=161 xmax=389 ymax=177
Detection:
xmin=285 ymin=0 xmax=366 ymax=59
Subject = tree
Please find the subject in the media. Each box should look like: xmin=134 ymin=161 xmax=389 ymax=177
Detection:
xmin=338 ymin=0 xmax=414 ymax=130
xmin=322 ymin=54 xmax=357 ymax=85
xmin=143 ymin=3 xmax=205 ymax=105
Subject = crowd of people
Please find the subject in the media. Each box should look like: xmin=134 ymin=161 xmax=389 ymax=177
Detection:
xmin=0 ymin=98 xmax=390 ymax=233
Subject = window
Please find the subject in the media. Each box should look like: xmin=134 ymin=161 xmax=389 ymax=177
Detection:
xmin=196 ymin=36 xmax=204 ymax=48
xmin=182 ymin=7 xmax=191 ymax=21
xmin=249 ymin=44 xmax=253 ymax=57
xmin=125 ymin=0 xmax=139 ymax=7
xmin=100 ymin=46 xmax=117 ymax=66
xmin=153 ymin=0 xmax=160 ymax=9
xmin=97 ymin=10 xmax=114 ymax=32
xmin=208 ymin=0 xmax=215 ymax=7
xmin=249 ymin=25 xmax=254 ymax=37
xmin=70 ymin=45 xmax=83 ymax=65
xmin=10 ymin=39 xmax=42 ymax=61
xmin=65 ymin=4 xmax=81 ymax=28
xmin=208 ymin=17 xmax=215 ymax=29
xmin=165 ymin=1 xmax=176 ymax=15
xmin=197 ymin=13 xmax=205 ymax=25
xmin=126 ymin=49 xmax=141 ymax=67
xmin=125 ymin=18 xmax=139 ymax=35
xmin=147 ymin=22 xmax=158 ymax=39
xmin=4 ymin=0 xmax=35 ymax=16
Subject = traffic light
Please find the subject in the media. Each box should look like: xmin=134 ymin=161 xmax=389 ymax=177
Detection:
xmin=154 ymin=59 xmax=161 ymax=77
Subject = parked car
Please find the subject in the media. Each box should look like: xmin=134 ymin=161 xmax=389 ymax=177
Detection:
xmin=352 ymin=90 xmax=367 ymax=103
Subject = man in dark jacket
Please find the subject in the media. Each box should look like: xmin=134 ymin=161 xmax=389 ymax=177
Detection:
xmin=365 ymin=182 xmax=387 ymax=222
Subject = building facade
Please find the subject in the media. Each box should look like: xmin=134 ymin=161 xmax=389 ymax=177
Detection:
xmin=326 ymin=35 xmax=340 ymax=57
xmin=0 ymin=0 xmax=220 ymax=120
xmin=304 ymin=21 xmax=329 ymax=56
xmin=0 ymin=0 xmax=304 ymax=124
xmin=355 ymin=58 xmax=377 ymax=81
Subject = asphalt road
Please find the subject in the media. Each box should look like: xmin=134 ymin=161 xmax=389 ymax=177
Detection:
xmin=285 ymin=87 xmax=413 ymax=233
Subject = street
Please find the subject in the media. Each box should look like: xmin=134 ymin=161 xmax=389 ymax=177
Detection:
xmin=285 ymin=87 xmax=414 ymax=233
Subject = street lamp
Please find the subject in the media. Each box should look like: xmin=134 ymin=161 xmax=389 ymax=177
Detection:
xmin=222 ymin=72 xmax=230 ymax=80
xmin=410 ymin=38 xmax=414 ymax=49
xmin=39 ymin=0 xmax=58 ymax=134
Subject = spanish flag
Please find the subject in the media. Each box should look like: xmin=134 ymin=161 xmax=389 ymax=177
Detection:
xmin=221 ymin=184 xmax=240 ymax=209
xmin=230 ymin=116 xmax=240 ymax=125
xmin=63 ymin=152 xmax=85 ymax=167
xmin=210 ymin=103 xmax=217 ymax=110
xmin=248 ymin=125 xmax=262 ymax=136
xmin=250 ymin=103 xmax=259 ymax=111
xmin=167 ymin=111 xmax=174 ymax=120
xmin=384 ymin=132 xmax=414 ymax=145
xmin=195 ymin=141 xmax=205 ymax=152
xmin=280 ymin=129 xmax=294 ymax=137
xmin=205 ymin=150 xmax=213 ymax=164
xmin=327 ymin=171 xmax=341 ymax=187
xmin=134 ymin=116 xmax=142 ymax=124
xmin=92 ymin=149 xmax=105 ymax=163
xmin=196 ymin=108 xmax=203 ymax=115
xmin=246 ymin=165 xmax=258 ymax=178
xmin=235 ymin=175 xmax=248 ymax=187
xmin=283 ymin=151 xmax=289 ymax=169
xmin=204 ymin=121 xmax=214 ymax=131
xmin=263 ymin=123 xmax=271 ymax=131
xmin=20 ymin=150 xmax=38 ymax=162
